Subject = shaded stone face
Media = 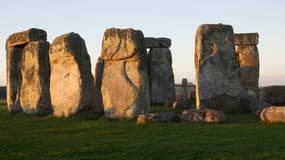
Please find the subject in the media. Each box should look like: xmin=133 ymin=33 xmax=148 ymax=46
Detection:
xmin=144 ymin=37 xmax=171 ymax=48
xmin=181 ymin=78 xmax=188 ymax=102
xmin=50 ymin=33 xmax=102 ymax=117
xmin=6 ymin=28 xmax=47 ymax=113
xmin=235 ymin=33 xmax=259 ymax=96
xmin=20 ymin=41 xmax=51 ymax=115
xmin=259 ymin=86 xmax=285 ymax=105
xmin=195 ymin=24 xmax=242 ymax=112
xmin=148 ymin=48 xmax=175 ymax=107
xmin=101 ymin=28 xmax=149 ymax=119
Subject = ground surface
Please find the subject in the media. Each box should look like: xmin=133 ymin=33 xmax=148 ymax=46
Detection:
xmin=0 ymin=104 xmax=285 ymax=160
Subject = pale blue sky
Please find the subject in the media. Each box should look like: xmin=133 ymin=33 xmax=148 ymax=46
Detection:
xmin=1 ymin=0 xmax=285 ymax=86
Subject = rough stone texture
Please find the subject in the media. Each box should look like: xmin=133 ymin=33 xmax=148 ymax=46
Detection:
xmin=181 ymin=79 xmax=188 ymax=102
xmin=101 ymin=28 xmax=149 ymax=119
xmin=234 ymin=33 xmax=259 ymax=45
xmin=49 ymin=33 xmax=102 ymax=117
xmin=239 ymin=91 xmax=271 ymax=114
xmin=144 ymin=37 xmax=171 ymax=48
xmin=6 ymin=28 xmax=47 ymax=113
xmin=20 ymin=41 xmax=52 ymax=115
xmin=6 ymin=28 xmax=47 ymax=47
xmin=148 ymin=48 xmax=175 ymax=107
xmin=181 ymin=109 xmax=225 ymax=122
xmin=195 ymin=24 xmax=242 ymax=112
xmin=259 ymin=86 xmax=285 ymax=105
xmin=94 ymin=57 xmax=104 ymax=110
xmin=260 ymin=106 xmax=285 ymax=123
xmin=235 ymin=33 xmax=259 ymax=96
xmin=136 ymin=112 xmax=180 ymax=124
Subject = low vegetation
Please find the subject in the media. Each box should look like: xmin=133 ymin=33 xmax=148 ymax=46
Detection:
xmin=0 ymin=104 xmax=284 ymax=160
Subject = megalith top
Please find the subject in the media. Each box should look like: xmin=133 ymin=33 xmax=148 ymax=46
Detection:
xmin=101 ymin=28 xmax=145 ymax=61
xmin=6 ymin=28 xmax=47 ymax=47
xmin=144 ymin=37 xmax=171 ymax=48
xmin=234 ymin=33 xmax=259 ymax=45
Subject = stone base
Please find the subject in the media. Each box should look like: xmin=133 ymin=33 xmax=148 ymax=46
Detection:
xmin=180 ymin=109 xmax=225 ymax=123
xmin=260 ymin=106 xmax=285 ymax=123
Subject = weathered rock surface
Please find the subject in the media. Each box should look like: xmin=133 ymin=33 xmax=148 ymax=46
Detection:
xmin=49 ymin=33 xmax=102 ymax=117
xmin=181 ymin=109 xmax=225 ymax=122
xmin=101 ymin=28 xmax=149 ymax=119
xmin=94 ymin=57 xmax=104 ymax=110
xmin=20 ymin=41 xmax=51 ymax=115
xmin=144 ymin=37 xmax=171 ymax=48
xmin=260 ymin=106 xmax=285 ymax=123
xmin=148 ymin=48 xmax=175 ymax=107
xmin=235 ymin=33 xmax=259 ymax=96
xmin=137 ymin=112 xmax=180 ymax=124
xmin=195 ymin=24 xmax=242 ymax=112
xmin=259 ymin=86 xmax=285 ymax=105
xmin=239 ymin=91 xmax=271 ymax=114
xmin=6 ymin=28 xmax=47 ymax=113
xmin=6 ymin=28 xmax=47 ymax=47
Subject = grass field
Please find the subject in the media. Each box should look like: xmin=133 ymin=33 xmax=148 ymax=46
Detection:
xmin=0 ymin=104 xmax=285 ymax=160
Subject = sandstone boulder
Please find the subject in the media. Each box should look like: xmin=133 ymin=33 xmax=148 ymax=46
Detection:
xmin=101 ymin=28 xmax=149 ymax=119
xmin=259 ymin=86 xmax=285 ymax=105
xmin=137 ymin=112 xmax=180 ymax=124
xmin=6 ymin=28 xmax=47 ymax=113
xmin=235 ymin=33 xmax=259 ymax=96
xmin=144 ymin=37 xmax=171 ymax=48
xmin=148 ymin=48 xmax=175 ymax=107
xmin=20 ymin=41 xmax=51 ymax=115
xmin=195 ymin=24 xmax=242 ymax=112
xmin=181 ymin=109 xmax=225 ymax=122
xmin=49 ymin=33 xmax=102 ymax=117
xmin=260 ymin=106 xmax=285 ymax=123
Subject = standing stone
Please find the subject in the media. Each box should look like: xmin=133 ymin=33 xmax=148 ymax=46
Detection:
xmin=195 ymin=24 xmax=242 ymax=112
xmin=235 ymin=33 xmax=259 ymax=96
xmin=20 ymin=41 xmax=51 ymax=115
xmin=181 ymin=78 xmax=188 ymax=102
xmin=6 ymin=28 xmax=47 ymax=113
xmin=148 ymin=48 xmax=175 ymax=107
xmin=100 ymin=28 xmax=149 ymax=119
xmin=94 ymin=57 xmax=104 ymax=110
xmin=49 ymin=33 xmax=102 ymax=117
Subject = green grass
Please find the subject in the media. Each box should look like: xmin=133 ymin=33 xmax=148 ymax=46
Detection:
xmin=0 ymin=104 xmax=285 ymax=160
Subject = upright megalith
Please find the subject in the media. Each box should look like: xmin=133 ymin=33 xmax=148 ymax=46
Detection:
xmin=195 ymin=24 xmax=242 ymax=112
xmin=100 ymin=28 xmax=149 ymax=119
xmin=148 ymin=48 xmax=175 ymax=107
xmin=6 ymin=28 xmax=51 ymax=115
xmin=145 ymin=37 xmax=175 ymax=107
xmin=49 ymin=33 xmax=102 ymax=117
xmin=235 ymin=33 xmax=259 ymax=96
xmin=20 ymin=41 xmax=51 ymax=114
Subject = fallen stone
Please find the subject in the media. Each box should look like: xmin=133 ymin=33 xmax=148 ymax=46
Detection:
xmin=101 ymin=28 xmax=149 ymax=119
xmin=137 ymin=112 xmax=180 ymax=124
xmin=148 ymin=48 xmax=175 ymax=107
xmin=260 ymin=106 xmax=285 ymax=123
xmin=181 ymin=109 xmax=225 ymax=122
xmin=20 ymin=41 xmax=52 ymax=115
xmin=259 ymin=86 xmax=285 ymax=105
xmin=195 ymin=24 xmax=242 ymax=112
xmin=49 ymin=32 xmax=102 ymax=117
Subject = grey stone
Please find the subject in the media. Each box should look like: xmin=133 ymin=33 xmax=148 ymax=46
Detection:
xmin=101 ymin=28 xmax=149 ymax=119
xmin=181 ymin=109 xmax=225 ymax=122
xmin=195 ymin=24 xmax=242 ymax=112
xmin=49 ymin=33 xmax=103 ymax=117
xmin=259 ymin=86 xmax=285 ymax=105
xmin=20 ymin=41 xmax=52 ymax=115
xmin=144 ymin=37 xmax=171 ymax=48
xmin=148 ymin=48 xmax=175 ymax=107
